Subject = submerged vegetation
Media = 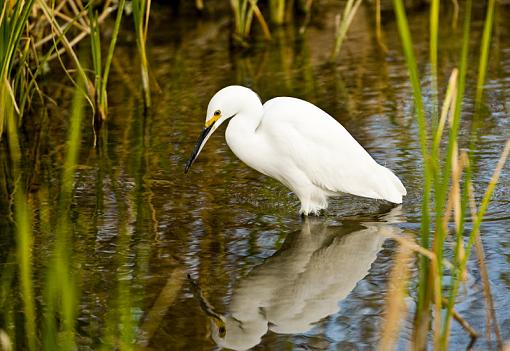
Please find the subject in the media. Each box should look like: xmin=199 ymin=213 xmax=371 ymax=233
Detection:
xmin=1 ymin=0 xmax=509 ymax=350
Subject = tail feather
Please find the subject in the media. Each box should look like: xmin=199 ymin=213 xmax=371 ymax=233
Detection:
xmin=376 ymin=165 xmax=406 ymax=203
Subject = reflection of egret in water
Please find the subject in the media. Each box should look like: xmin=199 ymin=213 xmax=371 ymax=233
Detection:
xmin=190 ymin=207 xmax=403 ymax=350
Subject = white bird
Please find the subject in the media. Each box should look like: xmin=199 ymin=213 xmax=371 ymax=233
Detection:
xmin=185 ymin=85 xmax=406 ymax=215
xmin=189 ymin=207 xmax=403 ymax=350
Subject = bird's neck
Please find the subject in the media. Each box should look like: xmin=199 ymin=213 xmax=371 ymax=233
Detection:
xmin=226 ymin=96 xmax=264 ymax=142
xmin=225 ymin=104 xmax=265 ymax=171
xmin=233 ymin=97 xmax=264 ymax=132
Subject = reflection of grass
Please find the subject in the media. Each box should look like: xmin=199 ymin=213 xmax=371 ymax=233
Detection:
xmin=1 ymin=69 xmax=161 ymax=349
xmin=6 ymin=85 xmax=37 ymax=351
xmin=1 ymin=1 xmax=509 ymax=349
xmin=43 ymin=69 xmax=86 ymax=351
xmin=384 ymin=0 xmax=510 ymax=349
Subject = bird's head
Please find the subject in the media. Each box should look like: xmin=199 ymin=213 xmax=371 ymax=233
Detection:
xmin=184 ymin=85 xmax=261 ymax=173
xmin=209 ymin=315 xmax=267 ymax=351
xmin=187 ymin=273 xmax=266 ymax=350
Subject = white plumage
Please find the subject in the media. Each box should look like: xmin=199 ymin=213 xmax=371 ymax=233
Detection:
xmin=192 ymin=207 xmax=403 ymax=350
xmin=185 ymin=85 xmax=406 ymax=215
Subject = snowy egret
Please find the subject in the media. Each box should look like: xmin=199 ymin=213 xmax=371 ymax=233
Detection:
xmin=189 ymin=207 xmax=402 ymax=350
xmin=185 ymin=85 xmax=406 ymax=215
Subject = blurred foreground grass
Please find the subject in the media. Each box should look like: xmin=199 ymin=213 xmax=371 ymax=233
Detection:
xmin=1 ymin=0 xmax=509 ymax=350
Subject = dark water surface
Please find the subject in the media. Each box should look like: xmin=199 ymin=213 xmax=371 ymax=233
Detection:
xmin=2 ymin=2 xmax=510 ymax=350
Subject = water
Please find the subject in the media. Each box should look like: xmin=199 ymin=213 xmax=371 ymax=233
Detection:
xmin=1 ymin=2 xmax=510 ymax=350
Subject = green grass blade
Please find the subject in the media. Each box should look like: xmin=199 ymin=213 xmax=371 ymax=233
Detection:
xmin=474 ymin=0 xmax=496 ymax=108
xmin=99 ymin=0 xmax=126 ymax=119
xmin=392 ymin=0 xmax=434 ymax=347
xmin=429 ymin=0 xmax=439 ymax=121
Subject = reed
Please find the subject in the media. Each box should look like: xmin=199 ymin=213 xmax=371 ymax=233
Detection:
xmin=429 ymin=0 xmax=439 ymax=120
xmin=132 ymin=0 xmax=152 ymax=108
xmin=330 ymin=0 xmax=363 ymax=61
xmin=269 ymin=0 xmax=286 ymax=24
xmin=391 ymin=3 xmax=432 ymax=345
xmin=0 ymin=1 xmax=508 ymax=349
xmin=391 ymin=0 xmax=508 ymax=349
xmin=89 ymin=0 xmax=127 ymax=122
xmin=230 ymin=0 xmax=271 ymax=46
xmin=0 ymin=0 xmax=35 ymax=139
xmin=474 ymin=0 xmax=496 ymax=108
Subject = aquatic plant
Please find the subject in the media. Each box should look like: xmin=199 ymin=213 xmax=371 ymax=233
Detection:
xmin=269 ymin=0 xmax=287 ymax=24
xmin=330 ymin=0 xmax=363 ymax=61
xmin=89 ymin=0 xmax=127 ymax=122
xmin=230 ymin=0 xmax=271 ymax=46
xmin=389 ymin=0 xmax=509 ymax=349
xmin=132 ymin=0 xmax=152 ymax=108
xmin=1 ymin=1 xmax=509 ymax=350
xmin=0 ymin=0 xmax=36 ymax=139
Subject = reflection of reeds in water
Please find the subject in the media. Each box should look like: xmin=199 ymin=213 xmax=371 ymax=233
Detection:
xmin=388 ymin=0 xmax=509 ymax=349
xmin=43 ymin=72 xmax=87 ymax=351
xmin=5 ymin=79 xmax=37 ymax=351
xmin=2 ymin=5 xmax=37 ymax=346
xmin=1 ymin=77 xmax=163 ymax=349
xmin=1 ymin=1 xmax=510 ymax=349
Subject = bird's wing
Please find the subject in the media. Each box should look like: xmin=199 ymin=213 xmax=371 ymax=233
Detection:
xmin=261 ymin=97 xmax=406 ymax=202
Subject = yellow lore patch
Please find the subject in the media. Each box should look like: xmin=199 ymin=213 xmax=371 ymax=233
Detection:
xmin=205 ymin=113 xmax=220 ymax=128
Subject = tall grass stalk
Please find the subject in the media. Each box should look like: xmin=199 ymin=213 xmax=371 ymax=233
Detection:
xmin=0 ymin=0 xmax=36 ymax=139
xmin=230 ymin=0 xmax=271 ymax=46
xmin=374 ymin=0 xmax=387 ymax=52
xmin=391 ymin=2 xmax=432 ymax=346
xmin=441 ymin=1 xmax=472 ymax=346
xmin=467 ymin=160 xmax=503 ymax=348
xmin=132 ymin=0 xmax=152 ymax=108
xmin=392 ymin=0 xmax=508 ymax=348
xmin=474 ymin=0 xmax=496 ymax=108
xmin=269 ymin=0 xmax=286 ymax=24
xmin=330 ymin=0 xmax=363 ymax=61
xmin=89 ymin=0 xmax=126 ymax=122
xmin=429 ymin=0 xmax=439 ymax=120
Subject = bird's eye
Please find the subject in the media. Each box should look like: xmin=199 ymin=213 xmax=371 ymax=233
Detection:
xmin=218 ymin=326 xmax=226 ymax=337
xmin=214 ymin=110 xmax=221 ymax=117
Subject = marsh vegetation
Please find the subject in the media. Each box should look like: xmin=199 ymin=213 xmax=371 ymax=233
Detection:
xmin=0 ymin=0 xmax=509 ymax=350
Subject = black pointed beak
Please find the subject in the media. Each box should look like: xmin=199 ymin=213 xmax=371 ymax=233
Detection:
xmin=184 ymin=124 xmax=214 ymax=173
